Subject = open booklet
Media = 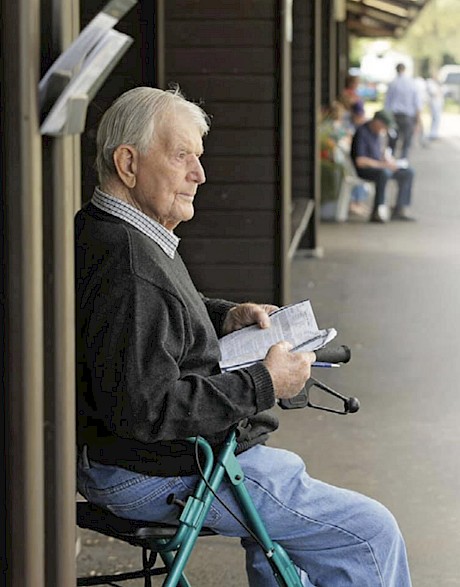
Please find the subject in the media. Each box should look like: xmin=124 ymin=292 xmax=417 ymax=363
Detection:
xmin=219 ymin=300 xmax=337 ymax=372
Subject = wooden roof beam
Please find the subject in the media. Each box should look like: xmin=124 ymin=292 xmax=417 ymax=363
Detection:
xmin=347 ymin=2 xmax=409 ymax=27
xmin=347 ymin=15 xmax=401 ymax=37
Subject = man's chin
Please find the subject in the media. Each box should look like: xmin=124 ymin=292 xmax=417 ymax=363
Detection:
xmin=172 ymin=207 xmax=194 ymax=230
xmin=182 ymin=204 xmax=195 ymax=222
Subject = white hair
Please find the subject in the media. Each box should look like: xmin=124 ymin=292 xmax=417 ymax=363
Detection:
xmin=95 ymin=86 xmax=210 ymax=184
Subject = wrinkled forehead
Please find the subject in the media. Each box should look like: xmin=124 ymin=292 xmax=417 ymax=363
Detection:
xmin=155 ymin=107 xmax=204 ymax=151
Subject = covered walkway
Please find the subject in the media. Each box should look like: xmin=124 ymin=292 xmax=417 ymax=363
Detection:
xmin=77 ymin=114 xmax=460 ymax=586
xmin=288 ymin=111 xmax=460 ymax=586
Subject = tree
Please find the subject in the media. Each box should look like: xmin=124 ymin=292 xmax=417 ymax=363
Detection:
xmin=394 ymin=0 xmax=460 ymax=73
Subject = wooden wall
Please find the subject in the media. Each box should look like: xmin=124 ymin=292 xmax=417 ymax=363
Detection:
xmin=321 ymin=0 xmax=338 ymax=107
xmin=293 ymin=0 xmax=321 ymax=252
xmin=79 ymin=0 xmax=154 ymax=202
xmin=77 ymin=0 xmax=326 ymax=304
xmin=161 ymin=0 xmax=283 ymax=303
xmin=337 ymin=20 xmax=349 ymax=92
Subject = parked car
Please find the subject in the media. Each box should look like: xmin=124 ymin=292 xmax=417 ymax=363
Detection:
xmin=439 ymin=65 xmax=460 ymax=102
xmin=356 ymin=78 xmax=379 ymax=101
xmin=348 ymin=67 xmax=379 ymax=101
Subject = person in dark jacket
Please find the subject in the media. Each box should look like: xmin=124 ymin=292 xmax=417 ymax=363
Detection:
xmin=76 ymin=86 xmax=412 ymax=586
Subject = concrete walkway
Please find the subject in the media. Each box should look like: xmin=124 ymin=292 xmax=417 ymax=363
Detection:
xmin=288 ymin=112 xmax=460 ymax=587
xmin=77 ymin=114 xmax=460 ymax=586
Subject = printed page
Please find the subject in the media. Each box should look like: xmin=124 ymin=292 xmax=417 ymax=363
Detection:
xmin=219 ymin=300 xmax=337 ymax=371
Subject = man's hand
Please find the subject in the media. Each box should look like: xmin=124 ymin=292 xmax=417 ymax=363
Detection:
xmin=222 ymin=302 xmax=278 ymax=335
xmin=263 ymin=342 xmax=316 ymax=400
xmin=383 ymin=159 xmax=399 ymax=172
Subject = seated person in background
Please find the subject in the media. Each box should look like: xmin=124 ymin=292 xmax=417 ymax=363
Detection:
xmin=321 ymin=99 xmax=369 ymax=218
xmin=75 ymin=86 xmax=412 ymax=586
xmin=351 ymin=110 xmax=416 ymax=223
xmin=320 ymin=100 xmax=351 ymax=150
xmin=340 ymin=74 xmax=366 ymax=129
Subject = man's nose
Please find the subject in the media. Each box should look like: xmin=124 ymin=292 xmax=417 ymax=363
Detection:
xmin=190 ymin=158 xmax=206 ymax=185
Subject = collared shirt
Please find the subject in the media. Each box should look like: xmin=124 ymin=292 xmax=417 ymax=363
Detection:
xmin=384 ymin=74 xmax=423 ymax=117
xmin=350 ymin=121 xmax=383 ymax=164
xmin=91 ymin=187 xmax=179 ymax=259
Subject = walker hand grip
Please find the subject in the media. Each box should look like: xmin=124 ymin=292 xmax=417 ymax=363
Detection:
xmin=314 ymin=345 xmax=351 ymax=364
xmin=279 ymin=377 xmax=360 ymax=414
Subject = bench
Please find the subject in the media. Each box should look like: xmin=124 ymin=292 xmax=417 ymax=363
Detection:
xmin=290 ymin=197 xmax=315 ymax=258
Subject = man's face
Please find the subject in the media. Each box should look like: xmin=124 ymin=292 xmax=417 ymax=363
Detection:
xmin=131 ymin=110 xmax=206 ymax=231
xmin=371 ymin=119 xmax=388 ymax=136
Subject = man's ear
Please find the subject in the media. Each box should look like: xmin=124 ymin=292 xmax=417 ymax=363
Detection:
xmin=113 ymin=145 xmax=138 ymax=188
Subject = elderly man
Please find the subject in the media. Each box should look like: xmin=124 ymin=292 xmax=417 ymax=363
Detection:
xmin=76 ymin=87 xmax=412 ymax=586
xmin=351 ymin=110 xmax=416 ymax=223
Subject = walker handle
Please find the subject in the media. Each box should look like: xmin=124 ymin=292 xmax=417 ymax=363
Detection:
xmin=314 ymin=345 xmax=351 ymax=364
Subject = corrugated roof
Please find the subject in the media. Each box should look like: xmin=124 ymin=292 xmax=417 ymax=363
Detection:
xmin=346 ymin=0 xmax=431 ymax=37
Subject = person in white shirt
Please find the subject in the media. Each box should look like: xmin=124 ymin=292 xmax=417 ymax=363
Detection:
xmin=385 ymin=63 xmax=423 ymax=159
xmin=426 ymin=73 xmax=444 ymax=140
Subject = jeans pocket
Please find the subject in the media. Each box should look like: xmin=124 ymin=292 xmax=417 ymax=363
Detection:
xmin=175 ymin=476 xmax=222 ymax=527
xmin=79 ymin=461 xmax=181 ymax=522
xmin=79 ymin=461 xmax=223 ymax=525
xmin=102 ymin=476 xmax=181 ymax=520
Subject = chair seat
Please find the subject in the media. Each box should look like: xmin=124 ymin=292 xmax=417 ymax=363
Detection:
xmin=77 ymin=501 xmax=216 ymax=550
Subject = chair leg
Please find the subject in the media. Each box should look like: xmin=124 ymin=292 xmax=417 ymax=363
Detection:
xmin=336 ymin=181 xmax=352 ymax=222
xmin=142 ymin=548 xmax=156 ymax=587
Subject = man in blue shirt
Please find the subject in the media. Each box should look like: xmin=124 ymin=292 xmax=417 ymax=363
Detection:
xmin=351 ymin=110 xmax=416 ymax=223
xmin=385 ymin=63 xmax=422 ymax=159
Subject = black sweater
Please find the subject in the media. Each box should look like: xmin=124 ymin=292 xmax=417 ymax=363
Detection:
xmin=75 ymin=203 xmax=278 ymax=475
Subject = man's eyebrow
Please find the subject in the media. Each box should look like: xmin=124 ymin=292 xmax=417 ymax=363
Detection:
xmin=175 ymin=142 xmax=204 ymax=156
xmin=175 ymin=142 xmax=191 ymax=151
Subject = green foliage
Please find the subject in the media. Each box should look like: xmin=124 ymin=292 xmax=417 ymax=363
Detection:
xmin=349 ymin=38 xmax=375 ymax=68
xmin=350 ymin=0 xmax=460 ymax=75
xmin=394 ymin=0 xmax=460 ymax=72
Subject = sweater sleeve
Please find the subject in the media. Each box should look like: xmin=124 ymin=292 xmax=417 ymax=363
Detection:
xmin=83 ymin=275 xmax=275 ymax=446
xmin=200 ymin=295 xmax=236 ymax=337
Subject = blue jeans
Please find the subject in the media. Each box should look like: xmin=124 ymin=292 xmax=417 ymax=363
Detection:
xmin=77 ymin=444 xmax=412 ymax=586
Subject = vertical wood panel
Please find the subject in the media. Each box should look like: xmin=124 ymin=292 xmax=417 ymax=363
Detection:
xmin=42 ymin=5 xmax=79 ymax=586
xmin=293 ymin=0 xmax=321 ymax=252
xmin=336 ymin=20 xmax=349 ymax=92
xmin=279 ymin=0 xmax=292 ymax=304
xmin=3 ymin=0 xmax=45 ymax=584
xmin=321 ymin=0 xmax=338 ymax=106
xmin=328 ymin=2 xmax=338 ymax=103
